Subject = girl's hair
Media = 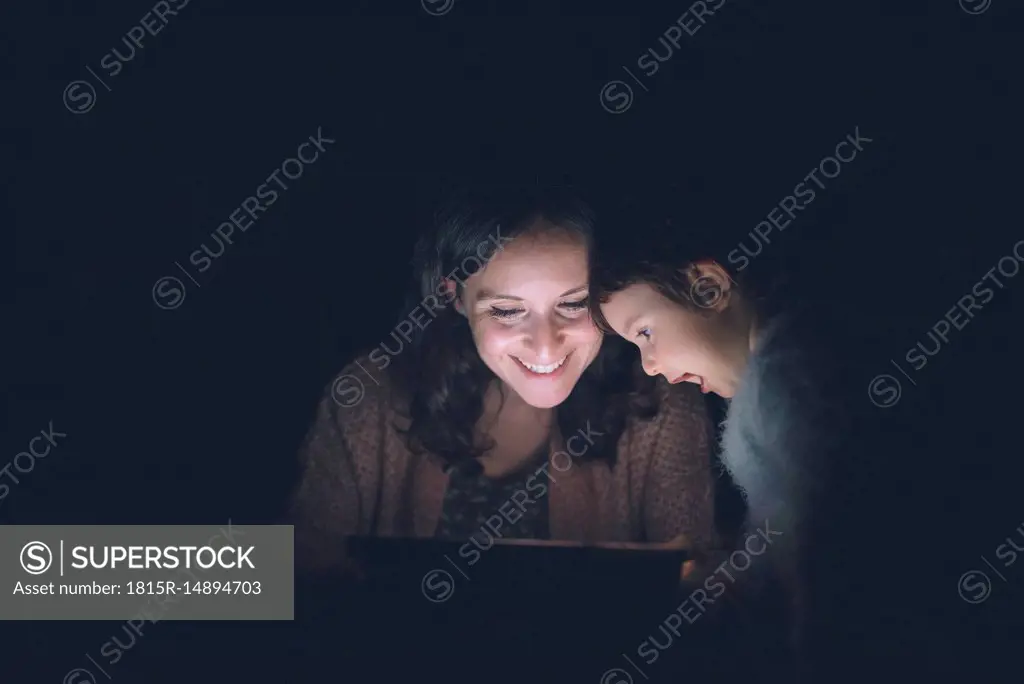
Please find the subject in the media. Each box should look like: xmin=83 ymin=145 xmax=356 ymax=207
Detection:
xmin=389 ymin=185 xmax=659 ymax=474
xmin=588 ymin=205 xmax=788 ymax=335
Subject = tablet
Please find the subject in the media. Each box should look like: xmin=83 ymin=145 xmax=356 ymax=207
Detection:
xmin=343 ymin=535 xmax=690 ymax=608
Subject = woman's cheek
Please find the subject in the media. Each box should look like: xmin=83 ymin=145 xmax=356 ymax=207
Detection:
xmin=474 ymin=321 xmax=520 ymax=356
xmin=567 ymin=315 xmax=601 ymax=341
xmin=567 ymin=318 xmax=603 ymax=365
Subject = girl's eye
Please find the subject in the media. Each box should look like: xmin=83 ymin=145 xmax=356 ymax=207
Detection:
xmin=636 ymin=327 xmax=652 ymax=341
xmin=489 ymin=307 xmax=525 ymax=320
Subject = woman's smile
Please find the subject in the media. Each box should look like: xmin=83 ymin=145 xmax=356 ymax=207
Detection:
xmin=511 ymin=352 xmax=572 ymax=377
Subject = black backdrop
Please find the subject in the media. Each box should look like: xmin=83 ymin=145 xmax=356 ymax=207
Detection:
xmin=8 ymin=0 xmax=1024 ymax=681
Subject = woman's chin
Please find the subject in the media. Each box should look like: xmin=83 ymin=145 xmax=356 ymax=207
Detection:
xmin=522 ymin=393 xmax=571 ymax=409
xmin=508 ymin=380 xmax=577 ymax=409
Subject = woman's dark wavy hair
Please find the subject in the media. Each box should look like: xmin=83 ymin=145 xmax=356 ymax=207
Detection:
xmin=388 ymin=185 xmax=660 ymax=474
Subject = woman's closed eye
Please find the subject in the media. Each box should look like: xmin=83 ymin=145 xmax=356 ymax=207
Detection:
xmin=487 ymin=298 xmax=589 ymax=321
xmin=488 ymin=306 xmax=525 ymax=320
xmin=559 ymin=297 xmax=589 ymax=314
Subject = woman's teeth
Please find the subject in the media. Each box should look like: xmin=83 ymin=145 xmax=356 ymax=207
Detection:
xmin=516 ymin=355 xmax=568 ymax=374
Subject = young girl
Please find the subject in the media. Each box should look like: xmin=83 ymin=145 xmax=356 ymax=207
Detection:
xmin=588 ymin=224 xmax=887 ymax=680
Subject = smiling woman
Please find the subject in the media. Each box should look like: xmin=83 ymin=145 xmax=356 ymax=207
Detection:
xmin=287 ymin=185 xmax=719 ymax=571
xmin=458 ymin=223 xmax=603 ymax=410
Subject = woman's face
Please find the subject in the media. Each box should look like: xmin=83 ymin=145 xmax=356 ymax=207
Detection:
xmin=598 ymin=277 xmax=748 ymax=398
xmin=457 ymin=222 xmax=603 ymax=409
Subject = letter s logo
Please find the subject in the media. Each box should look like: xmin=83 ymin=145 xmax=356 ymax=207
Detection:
xmin=21 ymin=541 xmax=53 ymax=574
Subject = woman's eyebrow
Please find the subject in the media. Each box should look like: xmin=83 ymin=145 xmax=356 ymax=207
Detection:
xmin=475 ymin=285 xmax=587 ymax=302
xmin=475 ymin=289 xmax=523 ymax=303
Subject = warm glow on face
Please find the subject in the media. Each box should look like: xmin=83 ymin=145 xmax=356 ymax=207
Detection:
xmin=460 ymin=223 xmax=602 ymax=408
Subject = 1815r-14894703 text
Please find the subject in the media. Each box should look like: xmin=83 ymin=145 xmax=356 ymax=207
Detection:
xmin=126 ymin=580 xmax=262 ymax=595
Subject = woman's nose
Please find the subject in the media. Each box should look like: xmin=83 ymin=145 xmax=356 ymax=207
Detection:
xmin=526 ymin=319 xmax=564 ymax=358
xmin=641 ymin=355 xmax=659 ymax=377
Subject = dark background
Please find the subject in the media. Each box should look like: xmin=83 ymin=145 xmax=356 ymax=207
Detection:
xmin=8 ymin=0 xmax=1024 ymax=681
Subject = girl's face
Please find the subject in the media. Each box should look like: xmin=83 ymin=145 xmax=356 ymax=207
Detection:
xmin=456 ymin=222 xmax=603 ymax=409
xmin=598 ymin=278 xmax=748 ymax=398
